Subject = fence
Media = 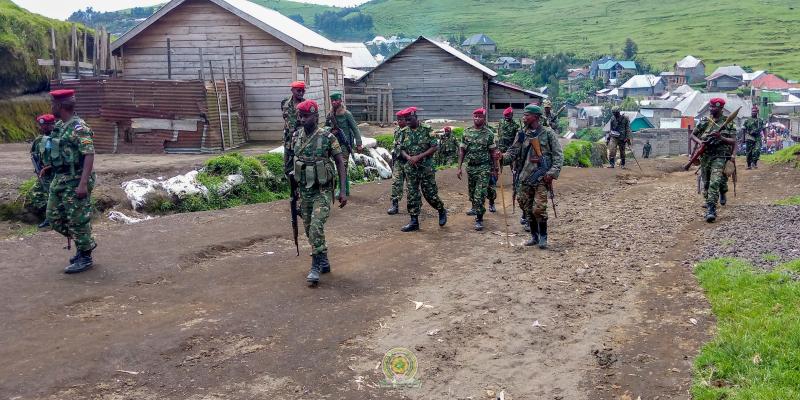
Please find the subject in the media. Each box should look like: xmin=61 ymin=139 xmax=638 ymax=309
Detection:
xmin=344 ymin=84 xmax=394 ymax=125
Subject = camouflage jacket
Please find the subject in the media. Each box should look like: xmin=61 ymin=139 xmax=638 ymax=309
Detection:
xmin=504 ymin=124 xmax=563 ymax=180
xmin=281 ymin=96 xmax=302 ymax=144
xmin=609 ymin=115 xmax=631 ymax=141
xmin=496 ymin=118 xmax=520 ymax=153
xmin=460 ymin=125 xmax=496 ymax=166
xmin=741 ymin=117 xmax=765 ymax=142
xmin=290 ymin=127 xmax=342 ymax=190
xmin=325 ymin=107 xmax=362 ymax=150
xmin=692 ymin=115 xmax=736 ymax=159
xmin=399 ymin=124 xmax=436 ymax=168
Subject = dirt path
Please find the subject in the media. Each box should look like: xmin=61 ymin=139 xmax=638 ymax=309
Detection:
xmin=1 ymin=158 xmax=797 ymax=399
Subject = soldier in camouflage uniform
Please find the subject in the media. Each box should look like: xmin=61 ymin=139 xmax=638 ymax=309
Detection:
xmin=542 ymin=99 xmax=559 ymax=130
xmin=29 ymin=114 xmax=57 ymax=228
xmin=642 ymin=141 xmax=652 ymax=158
xmin=742 ymin=105 xmax=764 ymax=169
xmin=281 ymin=81 xmax=306 ymax=175
xmin=457 ymin=108 xmax=498 ymax=231
xmin=434 ymin=126 xmax=459 ymax=167
xmin=387 ymin=110 xmax=408 ymax=215
xmin=606 ymin=106 xmax=632 ymax=168
xmin=397 ymin=107 xmax=447 ymax=232
xmin=288 ymin=99 xmax=348 ymax=285
xmin=497 ymin=105 xmax=563 ymax=249
xmin=497 ymin=107 xmax=527 ymax=227
xmin=690 ymin=98 xmax=737 ymax=223
xmin=325 ymin=91 xmax=363 ymax=196
xmin=46 ymin=89 xmax=97 ymax=274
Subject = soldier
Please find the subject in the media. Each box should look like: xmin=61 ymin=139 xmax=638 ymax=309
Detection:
xmin=542 ymin=99 xmax=559 ymax=129
xmin=281 ymin=81 xmax=306 ymax=175
xmin=642 ymin=140 xmax=652 ymax=158
xmin=742 ymin=105 xmax=765 ymax=169
xmin=387 ymin=109 xmax=408 ymax=215
xmin=497 ymin=106 xmax=526 ymax=227
xmin=289 ymin=99 xmax=348 ymax=285
xmin=457 ymin=108 xmax=499 ymax=231
xmin=496 ymin=105 xmax=563 ymax=249
xmin=606 ymin=106 xmax=631 ymax=168
xmin=325 ymin=91 xmax=363 ymax=196
xmin=29 ymin=114 xmax=57 ymax=228
xmin=46 ymin=89 xmax=97 ymax=273
xmin=397 ymin=107 xmax=448 ymax=232
xmin=434 ymin=126 xmax=459 ymax=167
xmin=690 ymin=98 xmax=736 ymax=222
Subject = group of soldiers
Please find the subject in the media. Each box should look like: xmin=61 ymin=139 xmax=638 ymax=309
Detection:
xmin=29 ymin=89 xmax=97 ymax=274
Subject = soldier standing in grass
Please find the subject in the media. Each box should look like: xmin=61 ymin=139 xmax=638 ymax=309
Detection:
xmin=606 ymin=106 xmax=631 ymax=169
xmin=387 ymin=109 xmax=408 ymax=215
xmin=289 ymin=99 xmax=348 ymax=285
xmin=397 ymin=107 xmax=447 ymax=232
xmin=457 ymin=108 xmax=499 ymax=231
xmin=29 ymin=114 xmax=57 ymax=228
xmin=46 ymin=89 xmax=97 ymax=273
xmin=742 ymin=105 xmax=765 ymax=169
xmin=496 ymin=105 xmax=563 ymax=248
xmin=325 ymin=91 xmax=363 ymax=196
xmin=691 ymin=98 xmax=736 ymax=222
xmin=281 ymin=81 xmax=306 ymax=175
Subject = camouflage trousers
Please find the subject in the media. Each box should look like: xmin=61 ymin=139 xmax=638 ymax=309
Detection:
xmin=745 ymin=139 xmax=761 ymax=166
xmin=29 ymin=173 xmax=54 ymax=214
xmin=300 ymin=186 xmax=332 ymax=255
xmin=467 ymin=163 xmax=493 ymax=215
xmin=700 ymin=157 xmax=728 ymax=206
xmin=518 ymin=182 xmax=548 ymax=223
xmin=46 ymin=174 xmax=96 ymax=251
xmin=406 ymin=164 xmax=445 ymax=216
xmin=608 ymin=137 xmax=626 ymax=163
xmin=390 ymin=162 xmax=407 ymax=202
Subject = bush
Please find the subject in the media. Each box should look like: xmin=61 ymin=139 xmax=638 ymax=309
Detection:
xmin=204 ymin=152 xmax=246 ymax=175
xmin=563 ymin=140 xmax=593 ymax=167
xmin=374 ymin=133 xmax=394 ymax=149
xmin=763 ymin=144 xmax=800 ymax=168
xmin=350 ymin=164 xmax=366 ymax=181
xmin=575 ymin=127 xmax=605 ymax=143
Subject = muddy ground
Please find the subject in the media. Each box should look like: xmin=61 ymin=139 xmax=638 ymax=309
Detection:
xmin=1 ymin=148 xmax=798 ymax=399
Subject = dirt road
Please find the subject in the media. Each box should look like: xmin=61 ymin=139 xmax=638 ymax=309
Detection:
xmin=1 ymin=158 xmax=797 ymax=399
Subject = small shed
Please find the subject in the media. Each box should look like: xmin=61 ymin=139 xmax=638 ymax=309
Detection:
xmin=487 ymin=80 xmax=546 ymax=121
xmin=111 ymin=0 xmax=349 ymax=142
xmin=604 ymin=111 xmax=654 ymax=133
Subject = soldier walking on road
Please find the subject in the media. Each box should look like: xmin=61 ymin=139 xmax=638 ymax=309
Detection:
xmin=288 ymin=100 xmax=348 ymax=285
xmin=387 ymin=110 xmax=408 ymax=215
xmin=396 ymin=107 xmax=447 ymax=232
xmin=46 ymin=89 xmax=97 ymax=274
xmin=742 ymin=105 xmax=765 ymax=169
xmin=497 ymin=107 xmax=526 ymax=227
xmin=281 ymin=81 xmax=306 ymax=175
xmin=457 ymin=108 xmax=499 ymax=231
xmin=690 ymin=98 xmax=736 ymax=223
xmin=29 ymin=114 xmax=57 ymax=228
xmin=325 ymin=91 xmax=363 ymax=196
xmin=642 ymin=140 xmax=652 ymax=159
xmin=606 ymin=106 xmax=631 ymax=169
xmin=497 ymin=105 xmax=563 ymax=249
xmin=434 ymin=126 xmax=459 ymax=167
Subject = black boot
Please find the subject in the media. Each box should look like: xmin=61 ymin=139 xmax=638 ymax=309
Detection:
xmin=705 ymin=203 xmax=717 ymax=223
xmin=306 ymin=255 xmax=321 ymax=285
xmin=438 ymin=208 xmax=448 ymax=227
xmin=620 ymin=158 xmax=626 ymax=169
xmin=38 ymin=219 xmax=50 ymax=229
xmin=607 ymin=157 xmax=615 ymax=168
xmin=401 ymin=215 xmax=420 ymax=232
xmin=488 ymin=200 xmax=496 ymax=213
xmin=754 ymin=161 xmax=758 ymax=169
xmin=387 ymin=199 xmax=399 ymax=215
xmin=520 ymin=215 xmax=528 ymax=226
xmin=319 ymin=252 xmax=331 ymax=274
xmin=537 ymin=220 xmax=548 ymax=249
xmin=64 ymin=249 xmax=94 ymax=274
xmin=719 ymin=192 xmax=727 ymax=206
xmin=465 ymin=208 xmax=477 ymax=216
xmin=474 ymin=214 xmax=484 ymax=231
xmin=525 ymin=220 xmax=539 ymax=246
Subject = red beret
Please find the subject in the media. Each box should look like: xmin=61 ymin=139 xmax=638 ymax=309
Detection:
xmin=296 ymin=99 xmax=319 ymax=113
xmin=50 ymin=89 xmax=75 ymax=101
xmin=290 ymin=81 xmax=306 ymax=90
xmin=36 ymin=114 xmax=56 ymax=125
xmin=473 ymin=108 xmax=486 ymax=116
xmin=396 ymin=107 xmax=418 ymax=118
xmin=503 ymin=107 xmax=514 ymax=117
xmin=710 ymin=97 xmax=726 ymax=108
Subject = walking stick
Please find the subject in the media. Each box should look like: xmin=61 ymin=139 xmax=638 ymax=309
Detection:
xmin=498 ymin=165 xmax=510 ymax=247
xmin=626 ymin=142 xmax=643 ymax=172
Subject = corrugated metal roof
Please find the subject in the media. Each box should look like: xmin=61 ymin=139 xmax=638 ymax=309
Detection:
xmin=462 ymin=34 xmax=496 ymax=46
xmin=111 ymin=0 xmax=349 ymax=57
xmin=708 ymin=65 xmax=746 ymax=78
xmin=599 ymin=60 xmax=637 ymax=70
xmin=751 ymin=74 xmax=790 ymax=90
xmin=490 ymin=80 xmax=547 ymax=98
xmin=343 ymin=67 xmax=367 ymax=81
xmin=676 ymin=55 xmax=702 ymax=68
xmin=338 ymin=42 xmax=378 ymax=69
xmin=675 ymin=91 xmax=751 ymax=117
xmin=619 ymin=74 xmax=662 ymax=89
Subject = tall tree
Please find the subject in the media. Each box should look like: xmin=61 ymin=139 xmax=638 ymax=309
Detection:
xmin=623 ymin=38 xmax=638 ymax=60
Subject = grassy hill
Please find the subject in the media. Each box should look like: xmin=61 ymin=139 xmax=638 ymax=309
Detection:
xmin=361 ymin=0 xmax=800 ymax=78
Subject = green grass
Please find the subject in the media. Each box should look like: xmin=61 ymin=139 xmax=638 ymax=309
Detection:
xmin=775 ymin=195 xmax=800 ymax=206
xmin=761 ymin=252 xmax=781 ymax=263
xmin=763 ymin=144 xmax=800 ymax=168
xmin=692 ymin=258 xmax=800 ymax=399
xmin=0 ymin=97 xmax=51 ymax=142
xmin=563 ymin=140 xmax=593 ymax=167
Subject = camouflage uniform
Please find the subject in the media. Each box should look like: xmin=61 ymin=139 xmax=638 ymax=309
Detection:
xmin=281 ymin=97 xmax=302 ymax=174
xmin=29 ymin=134 xmax=56 ymax=214
xmin=461 ymin=125 xmax=497 ymax=216
xmin=45 ymin=117 xmax=96 ymax=252
xmin=400 ymin=124 xmax=446 ymax=216
xmin=390 ymin=126 xmax=407 ymax=202
xmin=325 ymin=107 xmax=362 ymax=194
xmin=496 ymin=118 xmax=520 ymax=153
xmin=290 ymin=126 xmax=342 ymax=255
xmin=607 ymin=114 xmax=631 ymax=166
xmin=693 ymin=115 xmax=735 ymax=206
xmin=742 ymin=116 xmax=764 ymax=168
xmin=434 ymin=132 xmax=459 ymax=167
xmin=642 ymin=142 xmax=652 ymax=158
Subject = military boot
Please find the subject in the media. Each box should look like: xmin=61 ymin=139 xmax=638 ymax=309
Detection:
xmin=620 ymin=158 xmax=627 ymax=169
xmin=474 ymin=214 xmax=484 ymax=231
xmin=465 ymin=208 xmax=477 ymax=216
xmin=64 ymin=249 xmax=94 ymax=274
xmin=537 ymin=220 xmax=549 ymax=249
xmin=387 ymin=199 xmax=399 ymax=215
xmin=520 ymin=215 xmax=528 ymax=226
xmin=607 ymin=157 xmax=616 ymax=168
xmin=401 ymin=215 xmax=420 ymax=232
xmin=38 ymin=219 xmax=50 ymax=229
xmin=70 ymin=243 xmax=95 ymax=264
xmin=488 ymin=200 xmax=496 ymax=213
xmin=524 ymin=221 xmax=539 ymax=246
xmin=307 ymin=254 xmax=321 ymax=285
xmin=719 ymin=192 xmax=727 ymax=206
xmin=319 ymin=252 xmax=331 ymax=274
xmin=704 ymin=203 xmax=717 ymax=223
xmin=438 ymin=208 xmax=448 ymax=227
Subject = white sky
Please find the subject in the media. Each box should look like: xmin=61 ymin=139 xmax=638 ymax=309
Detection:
xmin=11 ymin=0 xmax=367 ymax=20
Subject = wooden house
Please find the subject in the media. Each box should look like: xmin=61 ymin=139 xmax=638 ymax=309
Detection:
xmin=110 ymin=0 xmax=349 ymax=142
xmin=487 ymin=80 xmax=546 ymax=121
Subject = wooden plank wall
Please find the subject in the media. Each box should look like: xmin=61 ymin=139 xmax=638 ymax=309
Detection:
xmin=296 ymin=52 xmax=344 ymax=120
xmin=119 ymin=0 xmax=295 ymax=141
xmin=487 ymin=84 xmax=542 ymax=122
xmin=362 ymin=40 xmax=486 ymax=120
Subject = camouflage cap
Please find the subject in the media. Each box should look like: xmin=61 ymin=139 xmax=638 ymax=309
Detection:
xmin=523 ymin=104 xmax=543 ymax=115
xmin=543 ymin=99 xmax=553 ymax=108
xmin=611 ymin=106 xmax=621 ymax=112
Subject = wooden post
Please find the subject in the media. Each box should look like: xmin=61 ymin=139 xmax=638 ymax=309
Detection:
xmin=106 ymin=30 xmax=112 ymax=72
xmin=387 ymin=84 xmax=393 ymax=122
xmin=210 ymin=62 xmax=226 ymax=151
xmin=82 ymin=29 xmax=87 ymax=63
xmin=167 ymin=38 xmax=172 ymax=79
xmin=239 ymin=35 xmax=249 ymax=139
xmin=92 ymin=31 xmax=97 ymax=76
xmin=71 ymin=24 xmax=77 ymax=78
xmin=50 ymin=28 xmax=61 ymax=80
xmin=223 ymin=65 xmax=233 ymax=146
xmin=198 ymin=48 xmax=205 ymax=81
xmin=227 ymin=59 xmax=233 ymax=80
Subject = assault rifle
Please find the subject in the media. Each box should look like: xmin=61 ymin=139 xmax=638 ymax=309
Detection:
xmin=527 ymin=137 xmax=558 ymax=218
xmin=327 ymin=111 xmax=353 ymax=155
xmin=288 ymin=173 xmax=300 ymax=256
xmin=684 ymin=107 xmax=741 ymax=171
xmin=31 ymin=152 xmax=43 ymax=184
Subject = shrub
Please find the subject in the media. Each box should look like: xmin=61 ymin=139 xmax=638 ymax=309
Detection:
xmin=763 ymin=144 xmax=800 ymax=169
xmin=575 ymin=127 xmax=605 ymax=142
xmin=350 ymin=164 xmax=366 ymax=181
xmin=563 ymin=140 xmax=593 ymax=167
xmin=374 ymin=133 xmax=394 ymax=149
xmin=204 ymin=152 xmax=245 ymax=175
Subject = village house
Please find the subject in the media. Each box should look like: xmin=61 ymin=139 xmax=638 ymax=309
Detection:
xmin=487 ymin=80 xmax=546 ymax=121
xmin=618 ymin=74 xmax=666 ymax=98
xmin=567 ymin=68 xmax=590 ymax=91
xmin=705 ymin=65 xmax=746 ymax=91
xmin=751 ymin=74 xmax=790 ymax=91
xmin=597 ymin=60 xmax=637 ymax=82
xmin=520 ymin=58 xmax=536 ymax=71
xmin=493 ymin=57 xmax=522 ymax=70
xmin=339 ymin=42 xmax=378 ymax=71
xmin=461 ymin=34 xmax=497 ymax=54
xmin=571 ymin=104 xmax=604 ymax=130
xmin=742 ymin=70 xmax=766 ymax=86
xmin=603 ymin=111 xmax=654 ymax=133
xmin=674 ymin=55 xmax=705 ymax=83
xmin=111 ymin=0 xmax=349 ymax=142
xmin=659 ymin=71 xmax=686 ymax=91
xmin=639 ymin=100 xmax=683 ymax=129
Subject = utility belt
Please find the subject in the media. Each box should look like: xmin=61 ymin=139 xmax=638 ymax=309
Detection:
xmin=294 ymin=156 xmax=334 ymax=189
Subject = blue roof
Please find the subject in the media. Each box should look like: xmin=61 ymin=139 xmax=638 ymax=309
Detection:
xmin=599 ymin=60 xmax=637 ymax=70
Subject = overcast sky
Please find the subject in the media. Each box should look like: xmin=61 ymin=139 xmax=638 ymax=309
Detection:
xmin=12 ymin=0 xmax=367 ymax=20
